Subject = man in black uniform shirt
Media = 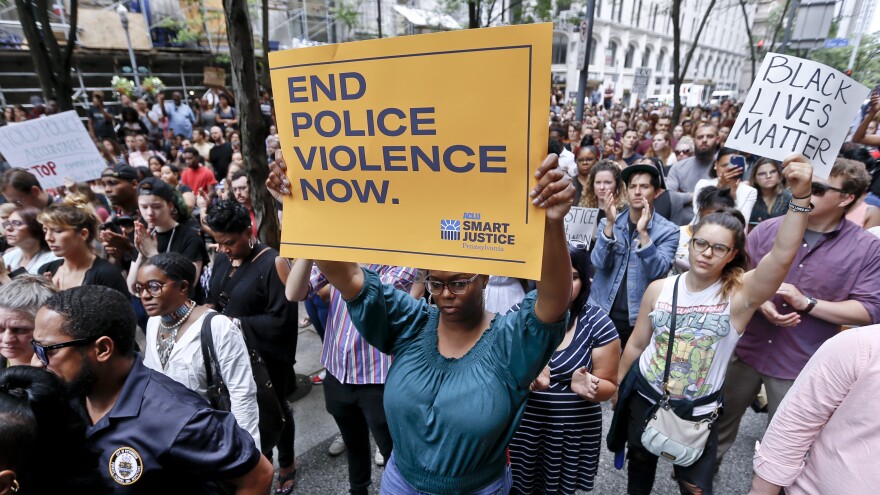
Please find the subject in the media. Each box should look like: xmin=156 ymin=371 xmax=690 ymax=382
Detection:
xmin=30 ymin=286 xmax=273 ymax=494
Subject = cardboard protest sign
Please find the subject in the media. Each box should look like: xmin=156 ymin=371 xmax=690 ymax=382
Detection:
xmin=564 ymin=207 xmax=600 ymax=249
xmin=633 ymin=67 xmax=651 ymax=100
xmin=269 ymin=24 xmax=551 ymax=278
xmin=726 ymin=53 xmax=870 ymax=179
xmin=0 ymin=111 xmax=107 ymax=189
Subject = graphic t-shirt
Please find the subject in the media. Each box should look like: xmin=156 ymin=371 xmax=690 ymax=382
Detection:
xmin=638 ymin=274 xmax=741 ymax=415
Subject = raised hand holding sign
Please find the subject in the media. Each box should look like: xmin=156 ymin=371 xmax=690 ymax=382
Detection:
xmin=726 ymin=53 xmax=870 ymax=179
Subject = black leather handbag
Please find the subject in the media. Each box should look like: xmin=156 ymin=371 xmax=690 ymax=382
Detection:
xmin=200 ymin=311 xmax=285 ymax=451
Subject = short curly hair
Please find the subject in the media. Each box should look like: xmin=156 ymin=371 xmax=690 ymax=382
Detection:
xmin=205 ymin=199 xmax=251 ymax=235
xmin=43 ymin=286 xmax=136 ymax=357
xmin=830 ymin=158 xmax=871 ymax=212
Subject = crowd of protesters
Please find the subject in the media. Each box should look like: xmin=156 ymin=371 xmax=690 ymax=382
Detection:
xmin=0 ymin=80 xmax=879 ymax=495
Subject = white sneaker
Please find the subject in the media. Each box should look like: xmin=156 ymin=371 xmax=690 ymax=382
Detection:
xmin=328 ymin=435 xmax=346 ymax=456
xmin=375 ymin=448 xmax=385 ymax=466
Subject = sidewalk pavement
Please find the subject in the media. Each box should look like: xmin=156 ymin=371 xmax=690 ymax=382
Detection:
xmin=288 ymin=309 xmax=765 ymax=494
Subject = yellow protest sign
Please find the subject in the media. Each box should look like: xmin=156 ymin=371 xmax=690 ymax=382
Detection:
xmin=269 ymin=24 xmax=551 ymax=279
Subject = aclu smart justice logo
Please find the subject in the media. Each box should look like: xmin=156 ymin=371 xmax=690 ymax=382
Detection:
xmin=440 ymin=213 xmax=516 ymax=252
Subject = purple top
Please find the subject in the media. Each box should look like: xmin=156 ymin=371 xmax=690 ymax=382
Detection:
xmin=736 ymin=217 xmax=880 ymax=380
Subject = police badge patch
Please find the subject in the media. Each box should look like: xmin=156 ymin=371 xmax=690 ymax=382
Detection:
xmin=109 ymin=447 xmax=144 ymax=485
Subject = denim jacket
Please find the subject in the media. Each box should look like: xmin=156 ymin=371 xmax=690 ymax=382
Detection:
xmin=588 ymin=208 xmax=679 ymax=325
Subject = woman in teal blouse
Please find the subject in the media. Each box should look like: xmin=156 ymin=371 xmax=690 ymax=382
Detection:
xmin=268 ymin=154 xmax=576 ymax=495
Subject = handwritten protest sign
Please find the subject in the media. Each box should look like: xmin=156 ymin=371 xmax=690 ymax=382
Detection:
xmin=269 ymin=24 xmax=551 ymax=278
xmin=564 ymin=207 xmax=600 ymax=249
xmin=726 ymin=52 xmax=869 ymax=179
xmin=0 ymin=111 xmax=107 ymax=189
xmin=633 ymin=67 xmax=651 ymax=100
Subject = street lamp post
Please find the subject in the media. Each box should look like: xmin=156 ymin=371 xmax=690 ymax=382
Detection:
xmin=117 ymin=5 xmax=141 ymax=88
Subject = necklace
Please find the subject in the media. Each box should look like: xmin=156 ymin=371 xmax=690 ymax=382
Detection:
xmin=157 ymin=300 xmax=195 ymax=368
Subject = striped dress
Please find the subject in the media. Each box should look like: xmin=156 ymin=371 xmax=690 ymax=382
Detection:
xmin=509 ymin=304 xmax=619 ymax=494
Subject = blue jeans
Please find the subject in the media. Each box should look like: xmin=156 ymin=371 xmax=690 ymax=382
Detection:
xmin=380 ymin=454 xmax=511 ymax=495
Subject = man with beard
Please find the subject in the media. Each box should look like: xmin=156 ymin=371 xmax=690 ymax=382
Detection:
xmin=30 ymin=285 xmax=273 ymax=494
xmin=665 ymin=123 xmax=719 ymax=224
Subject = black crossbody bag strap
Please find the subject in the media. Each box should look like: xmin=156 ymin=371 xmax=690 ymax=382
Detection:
xmin=661 ymin=275 xmax=682 ymax=397
xmin=200 ymin=312 xmax=220 ymax=389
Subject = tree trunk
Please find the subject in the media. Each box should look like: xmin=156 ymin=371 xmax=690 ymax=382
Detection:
xmin=770 ymin=0 xmax=791 ymax=51
xmin=468 ymin=1 xmax=479 ymax=29
xmin=222 ymin=0 xmax=280 ymax=248
xmin=260 ymin=0 xmax=271 ymax=92
xmin=376 ymin=0 xmax=382 ymax=37
xmin=672 ymin=0 xmax=682 ymax=124
xmin=671 ymin=0 xmax=716 ymax=125
xmin=15 ymin=0 xmax=77 ymax=111
xmin=739 ymin=0 xmax=757 ymax=83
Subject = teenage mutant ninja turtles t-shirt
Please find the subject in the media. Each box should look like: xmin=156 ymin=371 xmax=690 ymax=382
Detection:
xmin=638 ymin=274 xmax=741 ymax=416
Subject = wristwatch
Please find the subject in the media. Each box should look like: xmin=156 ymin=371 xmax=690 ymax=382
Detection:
xmin=803 ymin=296 xmax=818 ymax=313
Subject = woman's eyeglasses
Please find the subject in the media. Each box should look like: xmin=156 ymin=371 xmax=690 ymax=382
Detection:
xmin=132 ymin=280 xmax=176 ymax=298
xmin=675 ymin=149 xmax=693 ymax=156
xmin=31 ymin=336 xmax=99 ymax=366
xmin=811 ymin=182 xmax=846 ymax=197
xmin=691 ymin=238 xmax=733 ymax=257
xmin=2 ymin=220 xmax=25 ymax=230
xmin=425 ymin=274 xmax=479 ymax=295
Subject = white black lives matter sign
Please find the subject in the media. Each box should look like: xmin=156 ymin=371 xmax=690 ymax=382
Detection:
xmin=726 ymin=53 xmax=869 ymax=179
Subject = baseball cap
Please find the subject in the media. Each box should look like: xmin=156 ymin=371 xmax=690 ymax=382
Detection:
xmin=137 ymin=177 xmax=177 ymax=203
xmin=620 ymin=164 xmax=662 ymax=185
xmin=101 ymin=164 xmax=139 ymax=181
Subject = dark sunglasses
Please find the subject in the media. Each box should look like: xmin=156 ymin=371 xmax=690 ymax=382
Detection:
xmin=31 ymin=336 xmax=99 ymax=366
xmin=811 ymin=182 xmax=846 ymax=197
xmin=675 ymin=149 xmax=693 ymax=155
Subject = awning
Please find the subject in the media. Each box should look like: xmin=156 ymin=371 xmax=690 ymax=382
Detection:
xmin=392 ymin=5 xmax=461 ymax=31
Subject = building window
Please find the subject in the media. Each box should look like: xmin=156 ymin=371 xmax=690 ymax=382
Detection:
xmin=624 ymin=44 xmax=636 ymax=68
xmin=552 ymin=32 xmax=568 ymax=65
xmin=656 ymin=49 xmax=665 ymax=72
xmin=641 ymin=46 xmax=652 ymax=68
xmin=590 ymin=37 xmax=598 ymax=65
xmin=606 ymin=41 xmax=618 ymax=67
